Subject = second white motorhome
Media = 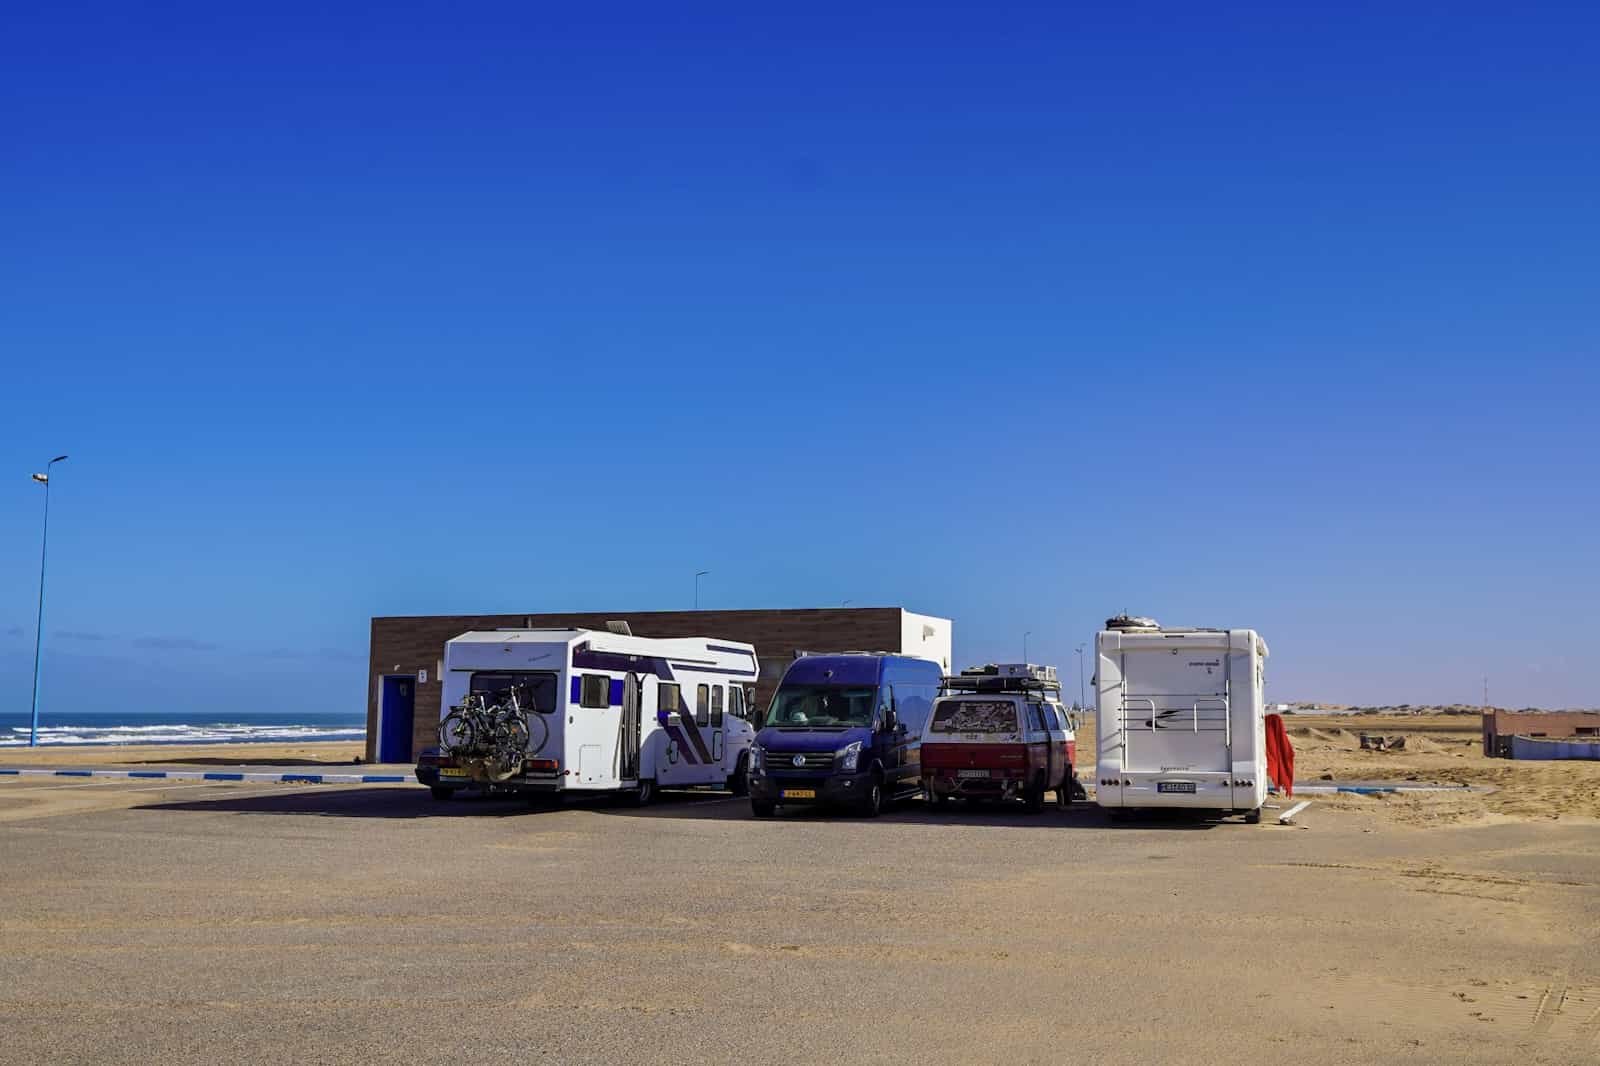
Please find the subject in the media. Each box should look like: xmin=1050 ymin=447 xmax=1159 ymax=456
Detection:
xmin=417 ymin=628 xmax=759 ymax=806
xmin=1094 ymin=618 xmax=1270 ymax=822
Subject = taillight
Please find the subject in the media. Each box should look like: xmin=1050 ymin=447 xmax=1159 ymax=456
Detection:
xmin=524 ymin=759 xmax=559 ymax=772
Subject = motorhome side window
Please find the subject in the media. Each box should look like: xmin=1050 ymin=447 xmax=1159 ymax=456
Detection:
xmin=580 ymin=674 xmax=611 ymax=708
xmin=658 ymin=683 xmax=682 ymax=715
xmin=711 ymin=685 xmax=724 ymax=727
xmin=469 ymin=672 xmax=558 ymax=713
xmin=696 ymin=684 xmax=710 ymax=726
xmin=728 ymin=685 xmax=744 ymax=719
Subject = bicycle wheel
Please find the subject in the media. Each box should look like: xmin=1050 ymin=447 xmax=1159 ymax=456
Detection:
xmin=439 ymin=708 xmax=477 ymax=752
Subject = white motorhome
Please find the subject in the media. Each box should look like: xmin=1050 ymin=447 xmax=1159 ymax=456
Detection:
xmin=1094 ymin=619 xmax=1270 ymax=822
xmin=418 ymin=628 xmax=759 ymax=806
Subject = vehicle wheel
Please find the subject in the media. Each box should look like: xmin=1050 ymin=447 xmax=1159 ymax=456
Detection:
xmin=627 ymin=778 xmax=656 ymax=808
xmin=1023 ymin=785 xmax=1045 ymax=813
xmin=928 ymin=789 xmax=948 ymax=808
xmin=429 ymin=786 xmax=454 ymax=802
xmin=751 ymin=800 xmax=776 ymax=818
xmin=858 ymin=773 xmax=884 ymax=818
xmin=727 ymin=754 xmax=749 ymax=797
xmin=1244 ymin=807 xmax=1263 ymax=824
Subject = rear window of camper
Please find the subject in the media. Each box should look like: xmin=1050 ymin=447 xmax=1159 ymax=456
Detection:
xmin=930 ymin=699 xmax=1019 ymax=734
xmin=469 ymin=672 xmax=558 ymax=714
xmin=659 ymin=683 xmax=682 ymax=714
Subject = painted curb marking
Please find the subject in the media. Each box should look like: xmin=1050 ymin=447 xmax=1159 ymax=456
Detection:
xmin=0 ymin=768 xmax=415 ymax=785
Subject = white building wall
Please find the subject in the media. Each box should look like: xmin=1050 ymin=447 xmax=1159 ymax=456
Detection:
xmin=900 ymin=610 xmax=953 ymax=673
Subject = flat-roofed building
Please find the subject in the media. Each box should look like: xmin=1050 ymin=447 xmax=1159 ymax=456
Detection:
xmin=367 ymin=607 xmax=953 ymax=763
xmin=1482 ymin=710 xmax=1600 ymax=757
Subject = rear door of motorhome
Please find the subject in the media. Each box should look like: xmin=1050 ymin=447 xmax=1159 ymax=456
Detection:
xmin=1119 ymin=639 xmax=1231 ymax=778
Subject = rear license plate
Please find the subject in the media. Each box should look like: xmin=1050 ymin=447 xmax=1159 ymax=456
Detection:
xmin=439 ymin=768 xmax=468 ymax=779
xmin=956 ymin=769 xmax=990 ymax=779
xmin=781 ymin=789 xmax=816 ymax=799
xmin=1158 ymin=781 xmax=1196 ymax=794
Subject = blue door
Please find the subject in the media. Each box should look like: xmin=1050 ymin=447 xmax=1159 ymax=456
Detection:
xmin=378 ymin=676 xmax=416 ymax=763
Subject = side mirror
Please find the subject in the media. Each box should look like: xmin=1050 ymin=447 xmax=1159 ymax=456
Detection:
xmin=882 ymin=707 xmax=897 ymax=733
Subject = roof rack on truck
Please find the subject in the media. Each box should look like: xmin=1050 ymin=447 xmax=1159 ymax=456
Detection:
xmin=941 ymin=662 xmax=1062 ymax=696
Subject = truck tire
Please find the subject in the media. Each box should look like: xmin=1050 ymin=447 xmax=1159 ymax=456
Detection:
xmin=727 ymin=753 xmax=749 ymax=797
xmin=751 ymin=800 xmax=776 ymax=818
xmin=1023 ymin=783 xmax=1045 ymax=813
xmin=857 ymin=773 xmax=884 ymax=818
xmin=1244 ymin=807 xmax=1262 ymax=824
xmin=429 ymin=786 xmax=454 ymax=802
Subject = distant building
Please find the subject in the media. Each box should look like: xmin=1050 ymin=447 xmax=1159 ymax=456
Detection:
xmin=1481 ymin=710 xmax=1600 ymax=758
xmin=366 ymin=607 xmax=952 ymax=763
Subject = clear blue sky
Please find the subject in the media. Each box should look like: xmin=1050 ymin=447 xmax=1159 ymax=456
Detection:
xmin=2 ymin=1 xmax=1596 ymax=717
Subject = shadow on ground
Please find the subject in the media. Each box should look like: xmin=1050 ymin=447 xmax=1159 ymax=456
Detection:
xmin=137 ymin=786 xmax=1225 ymax=830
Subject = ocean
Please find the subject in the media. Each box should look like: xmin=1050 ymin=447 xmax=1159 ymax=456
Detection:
xmin=0 ymin=710 xmax=366 ymax=747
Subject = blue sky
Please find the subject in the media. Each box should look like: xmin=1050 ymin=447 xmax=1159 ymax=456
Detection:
xmin=2 ymin=1 xmax=1596 ymax=717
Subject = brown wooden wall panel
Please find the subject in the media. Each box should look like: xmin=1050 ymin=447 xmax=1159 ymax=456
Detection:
xmin=367 ymin=608 xmax=910 ymax=762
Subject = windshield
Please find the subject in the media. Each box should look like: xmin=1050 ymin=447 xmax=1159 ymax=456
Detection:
xmin=930 ymin=699 xmax=1019 ymax=734
xmin=766 ymin=684 xmax=877 ymax=728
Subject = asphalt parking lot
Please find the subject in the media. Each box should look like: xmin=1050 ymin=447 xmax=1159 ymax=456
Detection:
xmin=2 ymin=777 xmax=1597 ymax=1065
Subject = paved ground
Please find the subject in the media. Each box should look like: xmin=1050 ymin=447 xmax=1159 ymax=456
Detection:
xmin=1 ymin=778 xmax=1597 ymax=1065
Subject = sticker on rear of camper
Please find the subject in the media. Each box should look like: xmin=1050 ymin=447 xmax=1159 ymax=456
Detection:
xmin=1158 ymin=781 xmax=1196 ymax=793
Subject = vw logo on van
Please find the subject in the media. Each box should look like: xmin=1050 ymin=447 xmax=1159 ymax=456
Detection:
xmin=791 ymin=754 xmax=805 ymax=767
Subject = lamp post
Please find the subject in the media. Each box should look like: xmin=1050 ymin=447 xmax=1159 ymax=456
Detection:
xmin=28 ymin=455 xmax=69 ymax=747
xmin=1075 ymin=643 xmax=1087 ymax=712
xmin=694 ymin=570 xmax=709 ymax=610
xmin=1023 ymin=631 xmax=1032 ymax=664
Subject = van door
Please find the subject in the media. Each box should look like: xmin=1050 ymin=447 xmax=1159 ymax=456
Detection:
xmin=881 ymin=685 xmax=911 ymax=791
xmin=710 ymin=684 xmax=726 ymax=769
xmin=619 ymin=673 xmax=642 ymax=781
xmin=1040 ymin=702 xmax=1066 ymax=790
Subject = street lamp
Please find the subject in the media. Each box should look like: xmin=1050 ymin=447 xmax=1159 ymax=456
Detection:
xmin=694 ymin=570 xmax=709 ymax=610
xmin=28 ymin=454 xmax=69 ymax=748
xmin=1023 ymin=631 xmax=1032 ymax=663
xmin=1075 ymin=643 xmax=1087 ymax=712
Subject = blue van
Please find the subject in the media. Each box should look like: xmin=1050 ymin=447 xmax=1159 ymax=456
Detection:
xmin=747 ymin=654 xmax=942 ymax=817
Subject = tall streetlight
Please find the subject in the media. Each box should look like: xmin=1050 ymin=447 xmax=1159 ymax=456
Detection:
xmin=28 ymin=455 xmax=69 ymax=747
xmin=694 ymin=570 xmax=709 ymax=610
xmin=1023 ymin=631 xmax=1032 ymax=664
xmin=1075 ymin=643 xmax=1087 ymax=712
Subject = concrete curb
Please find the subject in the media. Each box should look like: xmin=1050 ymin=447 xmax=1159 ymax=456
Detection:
xmin=0 ymin=768 xmax=416 ymax=785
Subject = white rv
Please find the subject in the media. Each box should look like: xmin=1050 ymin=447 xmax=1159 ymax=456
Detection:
xmin=417 ymin=628 xmax=759 ymax=806
xmin=1094 ymin=619 xmax=1270 ymax=822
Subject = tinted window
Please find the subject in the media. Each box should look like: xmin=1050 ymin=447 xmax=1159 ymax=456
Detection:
xmin=658 ymin=683 xmax=681 ymax=714
xmin=1040 ymin=704 xmax=1061 ymax=730
xmin=930 ymin=699 xmax=1019 ymax=734
xmin=729 ymin=686 xmax=745 ymax=719
xmin=711 ymin=685 xmax=724 ymax=727
xmin=696 ymin=684 xmax=710 ymax=726
xmin=469 ymin=672 xmax=558 ymax=713
xmin=581 ymin=675 xmax=610 ymax=708
xmin=1025 ymin=702 xmax=1045 ymax=731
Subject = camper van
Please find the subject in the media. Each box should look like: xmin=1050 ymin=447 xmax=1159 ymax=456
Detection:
xmin=921 ymin=663 xmax=1079 ymax=811
xmin=1094 ymin=618 xmax=1270 ymax=822
xmin=747 ymin=653 xmax=942 ymax=817
xmin=415 ymin=628 xmax=758 ymax=806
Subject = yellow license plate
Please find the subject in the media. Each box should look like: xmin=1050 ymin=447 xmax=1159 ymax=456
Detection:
xmin=781 ymin=788 xmax=816 ymax=799
xmin=439 ymin=768 xmax=468 ymax=778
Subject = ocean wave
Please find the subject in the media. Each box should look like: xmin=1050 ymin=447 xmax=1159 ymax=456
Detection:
xmin=0 ymin=723 xmax=366 ymax=747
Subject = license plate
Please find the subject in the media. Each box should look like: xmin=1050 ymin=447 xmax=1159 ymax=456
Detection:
xmin=781 ymin=788 xmax=816 ymax=799
xmin=439 ymin=768 xmax=468 ymax=779
xmin=1158 ymin=781 xmax=1196 ymax=794
xmin=956 ymin=769 xmax=990 ymax=778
